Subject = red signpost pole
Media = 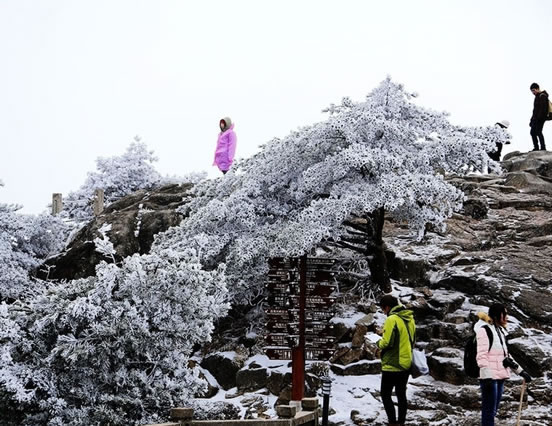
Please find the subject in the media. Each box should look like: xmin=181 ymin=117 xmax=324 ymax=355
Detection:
xmin=291 ymin=254 xmax=307 ymax=401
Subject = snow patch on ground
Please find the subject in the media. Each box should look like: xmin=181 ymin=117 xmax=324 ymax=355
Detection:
xmin=246 ymin=354 xmax=289 ymax=373
xmin=330 ymin=309 xmax=366 ymax=328
xmin=218 ymin=351 xmax=238 ymax=361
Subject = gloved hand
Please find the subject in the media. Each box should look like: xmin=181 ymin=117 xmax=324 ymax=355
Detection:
xmin=520 ymin=370 xmax=532 ymax=383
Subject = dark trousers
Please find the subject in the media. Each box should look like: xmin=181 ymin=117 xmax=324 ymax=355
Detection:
xmin=480 ymin=379 xmax=505 ymax=426
xmin=381 ymin=370 xmax=410 ymax=424
xmin=530 ymin=120 xmax=546 ymax=150
xmin=488 ymin=142 xmax=503 ymax=161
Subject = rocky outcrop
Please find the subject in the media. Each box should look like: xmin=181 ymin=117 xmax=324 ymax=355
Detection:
xmin=370 ymin=151 xmax=552 ymax=424
xmin=195 ymin=151 xmax=552 ymax=425
xmin=387 ymin=151 xmax=552 ymax=329
xmin=37 ymin=183 xmax=193 ymax=280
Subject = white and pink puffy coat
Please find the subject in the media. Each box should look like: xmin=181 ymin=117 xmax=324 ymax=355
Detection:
xmin=475 ymin=312 xmax=511 ymax=380
xmin=213 ymin=117 xmax=237 ymax=172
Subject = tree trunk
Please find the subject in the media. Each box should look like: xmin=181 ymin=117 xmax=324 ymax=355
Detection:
xmin=366 ymin=208 xmax=391 ymax=293
xmin=338 ymin=208 xmax=392 ymax=293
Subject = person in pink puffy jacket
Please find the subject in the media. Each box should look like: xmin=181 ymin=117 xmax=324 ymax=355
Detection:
xmin=475 ymin=304 xmax=531 ymax=426
xmin=475 ymin=304 xmax=509 ymax=426
xmin=213 ymin=117 xmax=237 ymax=174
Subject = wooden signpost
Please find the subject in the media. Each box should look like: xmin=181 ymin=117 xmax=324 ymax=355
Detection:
xmin=264 ymin=255 xmax=338 ymax=401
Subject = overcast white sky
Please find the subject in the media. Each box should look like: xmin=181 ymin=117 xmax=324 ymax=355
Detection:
xmin=1 ymin=0 xmax=551 ymax=214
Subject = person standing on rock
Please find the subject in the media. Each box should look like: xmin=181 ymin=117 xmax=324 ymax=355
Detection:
xmin=475 ymin=303 xmax=531 ymax=426
xmin=376 ymin=295 xmax=416 ymax=426
xmin=529 ymin=83 xmax=548 ymax=151
xmin=213 ymin=117 xmax=237 ymax=174
xmin=487 ymin=120 xmax=510 ymax=162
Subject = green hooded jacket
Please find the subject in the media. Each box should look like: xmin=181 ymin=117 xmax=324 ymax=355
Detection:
xmin=377 ymin=305 xmax=416 ymax=372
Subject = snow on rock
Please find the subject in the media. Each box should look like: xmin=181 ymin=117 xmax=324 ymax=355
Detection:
xmin=4 ymin=86 xmax=552 ymax=425
xmin=191 ymin=151 xmax=552 ymax=424
xmin=201 ymin=351 xmax=246 ymax=391
xmin=330 ymin=309 xmax=368 ymax=329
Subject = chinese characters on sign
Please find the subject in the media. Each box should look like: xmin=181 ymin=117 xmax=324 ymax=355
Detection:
xmin=264 ymin=256 xmax=338 ymax=361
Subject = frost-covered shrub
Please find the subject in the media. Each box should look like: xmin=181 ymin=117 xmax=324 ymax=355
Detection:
xmin=63 ymin=139 xmax=163 ymax=222
xmin=0 ymin=182 xmax=68 ymax=302
xmin=0 ymin=249 xmax=229 ymax=425
xmin=162 ymin=170 xmax=208 ymax=186
xmin=94 ymin=223 xmax=116 ymax=262
xmin=62 ymin=139 xmax=207 ymax=224
xmin=191 ymin=401 xmax=241 ymax=420
xmin=156 ymin=78 xmax=509 ymax=302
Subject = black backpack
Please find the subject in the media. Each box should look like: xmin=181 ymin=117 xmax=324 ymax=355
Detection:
xmin=464 ymin=325 xmax=493 ymax=378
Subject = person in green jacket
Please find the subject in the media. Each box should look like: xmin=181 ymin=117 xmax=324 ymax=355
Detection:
xmin=377 ymin=295 xmax=416 ymax=426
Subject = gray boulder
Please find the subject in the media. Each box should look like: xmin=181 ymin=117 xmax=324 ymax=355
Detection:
xmin=330 ymin=359 xmax=380 ymax=376
xmin=508 ymin=338 xmax=552 ymax=377
xmin=201 ymin=352 xmax=244 ymax=390
xmin=37 ymin=183 xmax=193 ymax=280
xmin=427 ymin=347 xmax=468 ymax=385
xmin=266 ymin=370 xmax=287 ymax=395
xmin=236 ymin=367 xmax=269 ymax=392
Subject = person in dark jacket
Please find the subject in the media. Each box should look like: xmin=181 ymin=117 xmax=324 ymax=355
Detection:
xmin=376 ymin=295 xmax=416 ymax=426
xmin=488 ymin=120 xmax=510 ymax=162
xmin=529 ymin=82 xmax=548 ymax=151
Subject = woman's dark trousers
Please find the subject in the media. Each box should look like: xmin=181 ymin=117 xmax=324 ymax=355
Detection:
xmin=381 ymin=370 xmax=410 ymax=424
xmin=531 ymin=120 xmax=546 ymax=150
xmin=480 ymin=379 xmax=505 ymax=426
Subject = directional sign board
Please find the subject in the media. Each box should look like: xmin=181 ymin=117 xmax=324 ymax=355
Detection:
xmin=266 ymin=294 xmax=337 ymax=309
xmin=265 ymin=333 xmax=298 ymax=347
xmin=265 ymin=347 xmax=293 ymax=361
xmin=267 ymin=282 xmax=337 ymax=299
xmin=265 ymin=256 xmax=338 ymax=361
xmin=266 ymin=347 xmax=335 ymax=361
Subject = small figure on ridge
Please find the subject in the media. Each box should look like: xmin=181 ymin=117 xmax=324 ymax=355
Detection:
xmin=213 ymin=117 xmax=237 ymax=174
xmin=529 ymin=82 xmax=548 ymax=151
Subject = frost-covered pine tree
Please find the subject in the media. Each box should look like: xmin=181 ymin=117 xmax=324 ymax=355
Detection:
xmin=157 ymin=78 xmax=508 ymax=297
xmin=0 ymin=79 xmax=510 ymax=425
xmin=63 ymin=138 xmax=163 ymax=222
xmin=0 ymin=249 xmax=228 ymax=425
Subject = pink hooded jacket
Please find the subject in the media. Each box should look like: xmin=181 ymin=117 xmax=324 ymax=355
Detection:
xmin=475 ymin=312 xmax=511 ymax=380
xmin=213 ymin=120 xmax=237 ymax=172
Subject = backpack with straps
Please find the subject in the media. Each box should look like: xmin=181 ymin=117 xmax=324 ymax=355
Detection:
xmin=547 ymin=99 xmax=552 ymax=121
xmin=464 ymin=324 xmax=493 ymax=378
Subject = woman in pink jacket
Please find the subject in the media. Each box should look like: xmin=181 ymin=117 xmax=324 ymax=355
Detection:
xmin=213 ymin=117 xmax=237 ymax=174
xmin=475 ymin=304 xmax=530 ymax=426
